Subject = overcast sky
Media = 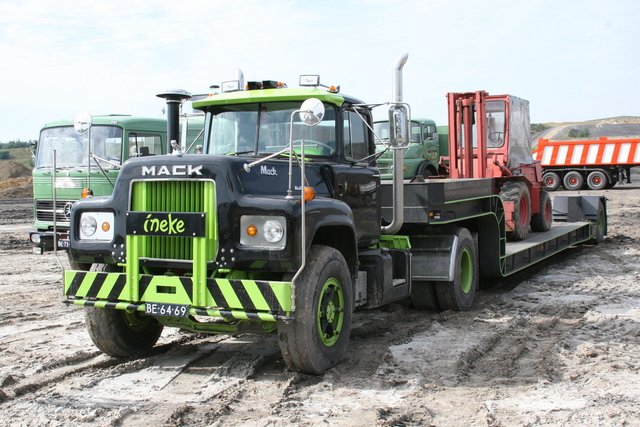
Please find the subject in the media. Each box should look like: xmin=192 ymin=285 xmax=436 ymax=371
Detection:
xmin=1 ymin=0 xmax=638 ymax=142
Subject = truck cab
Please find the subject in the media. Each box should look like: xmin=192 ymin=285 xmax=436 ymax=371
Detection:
xmin=374 ymin=118 xmax=443 ymax=179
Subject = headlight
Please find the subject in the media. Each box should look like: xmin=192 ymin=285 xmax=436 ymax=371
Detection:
xmin=81 ymin=216 xmax=97 ymax=236
xmin=79 ymin=212 xmax=115 ymax=241
xmin=240 ymin=215 xmax=286 ymax=248
xmin=263 ymin=220 xmax=284 ymax=243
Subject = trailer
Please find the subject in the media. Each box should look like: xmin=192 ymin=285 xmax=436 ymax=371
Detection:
xmin=533 ymin=136 xmax=640 ymax=190
xmin=62 ymin=54 xmax=606 ymax=374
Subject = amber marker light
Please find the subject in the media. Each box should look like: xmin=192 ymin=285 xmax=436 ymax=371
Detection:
xmin=81 ymin=188 xmax=93 ymax=198
xmin=246 ymin=225 xmax=258 ymax=237
xmin=101 ymin=222 xmax=111 ymax=232
xmin=303 ymin=187 xmax=316 ymax=202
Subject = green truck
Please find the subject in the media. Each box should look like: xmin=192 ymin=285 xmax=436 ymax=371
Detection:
xmin=374 ymin=118 xmax=449 ymax=179
xmin=30 ymin=112 xmax=204 ymax=254
xmin=63 ymin=55 xmax=606 ymax=374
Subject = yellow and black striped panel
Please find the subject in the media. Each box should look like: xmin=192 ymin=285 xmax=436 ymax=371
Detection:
xmin=64 ymin=271 xmax=292 ymax=317
xmin=65 ymin=270 xmax=127 ymax=300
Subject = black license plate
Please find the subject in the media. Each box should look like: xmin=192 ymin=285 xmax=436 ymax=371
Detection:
xmin=57 ymin=239 xmax=70 ymax=248
xmin=145 ymin=302 xmax=189 ymax=318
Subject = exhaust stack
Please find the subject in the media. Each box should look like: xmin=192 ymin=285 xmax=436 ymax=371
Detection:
xmin=157 ymin=89 xmax=192 ymax=153
xmin=382 ymin=53 xmax=409 ymax=235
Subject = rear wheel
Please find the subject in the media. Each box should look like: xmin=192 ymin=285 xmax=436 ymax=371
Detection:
xmin=84 ymin=263 xmax=163 ymax=357
xmin=563 ymin=171 xmax=584 ymax=191
xmin=587 ymin=170 xmax=608 ymax=190
xmin=531 ymin=190 xmax=553 ymax=232
xmin=436 ymin=228 xmax=478 ymax=311
xmin=500 ymin=181 xmax=531 ymax=241
xmin=411 ymin=281 xmax=441 ymax=311
xmin=277 ymin=245 xmax=353 ymax=374
xmin=543 ymin=171 xmax=561 ymax=191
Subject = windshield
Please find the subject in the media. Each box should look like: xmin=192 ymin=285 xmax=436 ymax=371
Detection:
xmin=374 ymin=121 xmax=423 ymax=145
xmin=205 ymin=101 xmax=336 ymax=156
xmin=37 ymin=125 xmax=123 ymax=169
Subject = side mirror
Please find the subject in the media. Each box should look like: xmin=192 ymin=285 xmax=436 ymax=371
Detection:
xmin=388 ymin=104 xmax=410 ymax=148
xmin=300 ymin=98 xmax=325 ymax=126
xmin=74 ymin=111 xmax=93 ymax=135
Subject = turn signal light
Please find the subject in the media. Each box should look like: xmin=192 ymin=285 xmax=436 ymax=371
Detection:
xmin=81 ymin=188 xmax=93 ymax=198
xmin=246 ymin=225 xmax=258 ymax=237
xmin=303 ymin=186 xmax=315 ymax=202
xmin=101 ymin=222 xmax=111 ymax=232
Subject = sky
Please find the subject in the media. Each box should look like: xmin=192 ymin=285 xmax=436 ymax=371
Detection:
xmin=1 ymin=0 xmax=639 ymax=142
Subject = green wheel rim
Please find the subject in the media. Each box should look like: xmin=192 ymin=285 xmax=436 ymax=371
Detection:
xmin=316 ymin=277 xmax=345 ymax=346
xmin=460 ymin=247 xmax=473 ymax=294
xmin=123 ymin=310 xmax=153 ymax=332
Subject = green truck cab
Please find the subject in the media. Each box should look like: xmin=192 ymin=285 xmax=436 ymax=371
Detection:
xmin=29 ymin=109 xmax=205 ymax=254
xmin=374 ymin=117 xmax=448 ymax=179
xmin=30 ymin=115 xmax=168 ymax=253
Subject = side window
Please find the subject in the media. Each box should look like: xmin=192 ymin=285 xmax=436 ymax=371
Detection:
xmin=344 ymin=111 xmax=368 ymax=159
xmin=128 ymin=133 xmax=163 ymax=158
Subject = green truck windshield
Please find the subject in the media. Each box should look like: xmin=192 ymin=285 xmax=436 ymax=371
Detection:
xmin=206 ymin=101 xmax=337 ymax=156
xmin=37 ymin=125 xmax=123 ymax=169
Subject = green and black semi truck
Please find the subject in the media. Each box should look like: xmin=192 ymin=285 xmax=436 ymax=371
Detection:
xmin=63 ymin=54 xmax=606 ymax=374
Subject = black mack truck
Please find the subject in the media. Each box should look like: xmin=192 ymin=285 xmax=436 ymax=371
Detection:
xmin=64 ymin=54 xmax=606 ymax=374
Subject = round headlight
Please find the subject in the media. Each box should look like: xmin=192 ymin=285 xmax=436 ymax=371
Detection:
xmin=81 ymin=215 xmax=97 ymax=237
xmin=263 ymin=220 xmax=284 ymax=243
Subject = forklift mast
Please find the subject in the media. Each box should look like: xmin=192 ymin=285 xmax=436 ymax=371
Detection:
xmin=446 ymin=91 xmax=537 ymax=182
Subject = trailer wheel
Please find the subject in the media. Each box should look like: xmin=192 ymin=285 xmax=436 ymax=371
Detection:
xmin=542 ymin=172 xmax=561 ymax=191
xmin=435 ymin=228 xmax=477 ymax=311
xmin=277 ymin=245 xmax=353 ymax=374
xmin=589 ymin=200 xmax=607 ymax=244
xmin=84 ymin=264 xmax=163 ymax=357
xmin=500 ymin=181 xmax=531 ymax=241
xmin=531 ymin=190 xmax=552 ymax=232
xmin=563 ymin=171 xmax=584 ymax=191
xmin=587 ymin=170 xmax=608 ymax=190
xmin=411 ymin=281 xmax=441 ymax=311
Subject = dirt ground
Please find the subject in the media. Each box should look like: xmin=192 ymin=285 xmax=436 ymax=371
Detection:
xmin=0 ymin=173 xmax=639 ymax=426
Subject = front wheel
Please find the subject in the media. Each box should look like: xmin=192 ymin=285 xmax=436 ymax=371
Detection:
xmin=531 ymin=190 xmax=553 ymax=232
xmin=277 ymin=245 xmax=353 ymax=374
xmin=500 ymin=180 xmax=531 ymax=241
xmin=436 ymin=228 xmax=478 ymax=311
xmin=84 ymin=264 xmax=163 ymax=357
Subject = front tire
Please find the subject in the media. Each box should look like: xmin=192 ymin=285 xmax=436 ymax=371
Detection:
xmin=277 ymin=245 xmax=353 ymax=374
xmin=531 ymin=190 xmax=553 ymax=232
xmin=500 ymin=181 xmax=531 ymax=241
xmin=436 ymin=228 xmax=478 ymax=311
xmin=84 ymin=264 xmax=163 ymax=357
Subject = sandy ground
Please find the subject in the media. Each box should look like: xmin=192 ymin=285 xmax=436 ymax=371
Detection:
xmin=0 ymin=174 xmax=639 ymax=427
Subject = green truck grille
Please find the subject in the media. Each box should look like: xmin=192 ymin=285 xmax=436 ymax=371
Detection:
xmin=130 ymin=179 xmax=216 ymax=261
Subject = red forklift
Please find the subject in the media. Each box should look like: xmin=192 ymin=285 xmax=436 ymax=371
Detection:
xmin=443 ymin=91 xmax=552 ymax=240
